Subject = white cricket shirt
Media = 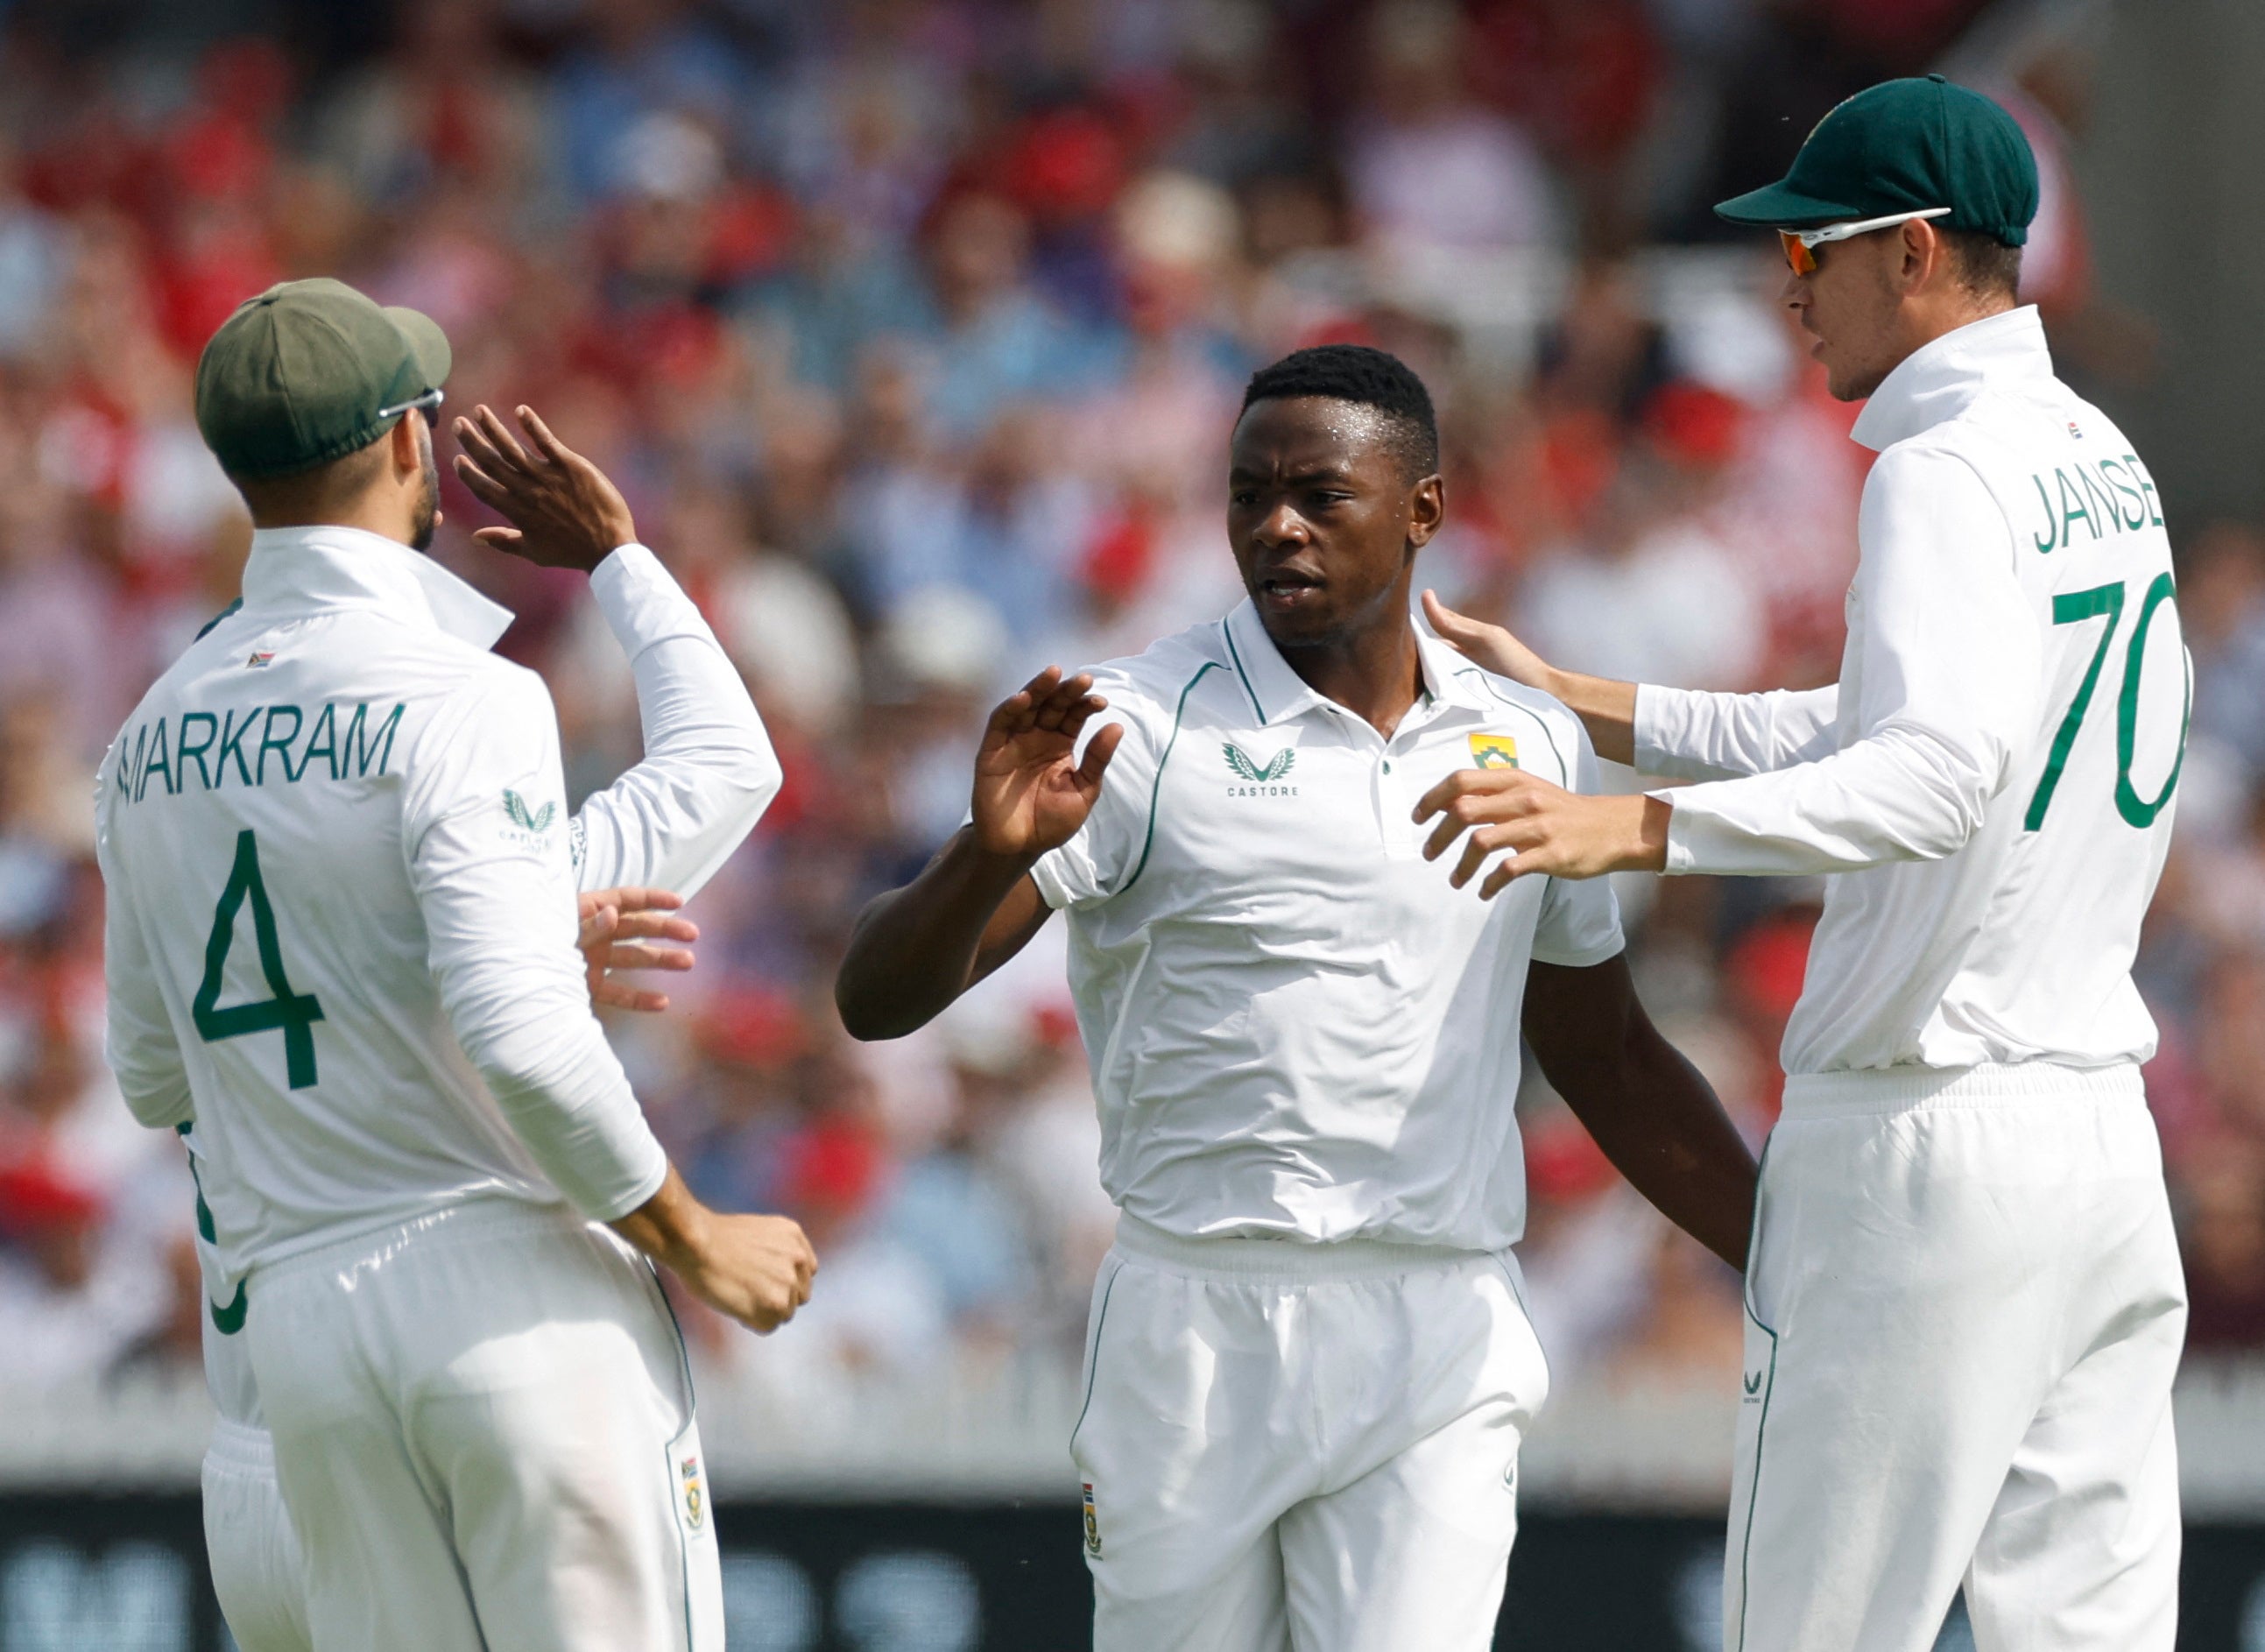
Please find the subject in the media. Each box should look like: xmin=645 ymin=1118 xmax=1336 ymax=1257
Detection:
xmin=99 ymin=526 xmax=782 ymax=1317
xmin=1636 ymin=307 xmax=2186 ymax=1075
xmin=1034 ymin=600 xmax=1624 ymax=1253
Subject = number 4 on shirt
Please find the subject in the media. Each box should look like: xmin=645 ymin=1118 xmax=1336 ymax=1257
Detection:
xmin=2024 ymin=574 xmax=2191 ymax=832
xmin=193 ymin=830 xmax=326 ymax=1088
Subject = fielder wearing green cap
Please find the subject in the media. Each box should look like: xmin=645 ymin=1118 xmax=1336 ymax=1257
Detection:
xmin=103 ymin=276 xmax=808 ymax=1652
xmin=1417 ymin=75 xmax=2188 ymax=1652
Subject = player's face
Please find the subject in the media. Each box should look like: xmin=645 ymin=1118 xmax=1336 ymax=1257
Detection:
xmin=1782 ymin=227 xmax=1909 ymax=402
xmin=1227 ymin=396 xmax=1443 ymax=652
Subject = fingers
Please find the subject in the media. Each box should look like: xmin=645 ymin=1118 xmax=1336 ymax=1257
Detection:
xmin=453 ymin=411 xmax=526 ymax=480
xmin=1078 ymin=718 xmax=1125 ymax=787
xmin=1478 ymin=851 xmax=1548 ymax=900
xmin=514 ymin=404 xmax=571 ymax=463
xmin=452 ymin=452 xmax=518 ymax=515
xmin=584 ymin=886 xmax=687 ymax=916
xmin=577 ymin=902 xmax=619 ymax=951
xmin=1421 ymin=588 xmax=1485 ymax=646
xmin=985 ymin=667 xmax=1062 ymax=736
xmin=1413 ymin=766 xmax=1529 ymax=829
xmin=471 ymin=526 xmax=525 ymax=549
xmin=473 ymin=403 xmax=535 ymax=471
xmin=1030 ymin=671 xmax=1098 ymax=733
xmin=600 ymin=940 xmax=695 ymax=972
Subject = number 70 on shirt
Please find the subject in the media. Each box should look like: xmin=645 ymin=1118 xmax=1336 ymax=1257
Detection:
xmin=2024 ymin=573 xmax=2191 ymax=832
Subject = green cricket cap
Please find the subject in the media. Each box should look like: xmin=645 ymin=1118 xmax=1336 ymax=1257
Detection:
xmin=194 ymin=278 xmax=452 ymax=479
xmin=1715 ymin=74 xmax=2038 ymax=245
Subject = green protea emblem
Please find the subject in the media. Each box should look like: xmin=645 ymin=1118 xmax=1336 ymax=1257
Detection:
xmin=1223 ymin=743 xmax=1295 ymax=783
xmin=503 ymin=788 xmax=556 ymax=833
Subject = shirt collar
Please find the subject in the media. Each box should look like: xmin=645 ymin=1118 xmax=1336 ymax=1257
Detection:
xmin=240 ymin=525 xmax=515 ymax=651
xmin=1848 ymin=305 xmax=2054 ymax=454
xmin=1219 ymin=597 xmax=1487 ymax=728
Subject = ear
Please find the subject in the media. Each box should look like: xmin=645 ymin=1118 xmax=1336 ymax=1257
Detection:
xmin=1406 ymin=472 xmax=1445 ymax=552
xmin=389 ymin=411 xmax=425 ymax=480
xmin=1900 ymin=218 xmax=1948 ymax=294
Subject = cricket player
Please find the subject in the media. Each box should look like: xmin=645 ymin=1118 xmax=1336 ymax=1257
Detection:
xmin=833 ymin=343 xmax=1758 ymax=1650
xmin=1420 ymin=78 xmax=2189 ymax=1652
xmin=96 ymin=279 xmax=816 ymax=1652
xmin=190 ymin=389 xmax=787 ymax=1652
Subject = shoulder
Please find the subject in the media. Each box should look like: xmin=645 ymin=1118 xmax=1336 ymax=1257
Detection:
xmin=1448 ymin=664 xmax=1586 ymax=786
xmin=1074 ymin=621 xmax=1233 ymax=731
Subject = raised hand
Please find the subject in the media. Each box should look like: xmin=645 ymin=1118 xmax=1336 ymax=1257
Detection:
xmin=1422 ymin=589 xmax=1557 ymax=691
xmin=451 ymin=404 xmax=638 ymax=573
xmin=577 ymin=886 xmax=698 ymax=1013
xmin=971 ymin=667 xmax=1125 ymax=862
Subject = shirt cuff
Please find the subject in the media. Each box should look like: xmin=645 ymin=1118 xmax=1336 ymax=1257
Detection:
xmin=1650 ymin=787 xmax=1700 ymax=874
xmin=589 ymin=542 xmax=709 ymax=656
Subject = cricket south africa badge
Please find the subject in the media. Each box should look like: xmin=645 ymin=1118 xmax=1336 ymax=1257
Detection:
xmin=1468 ymin=733 xmax=1520 ymax=769
xmin=1082 ymin=1482 xmax=1103 ymax=1557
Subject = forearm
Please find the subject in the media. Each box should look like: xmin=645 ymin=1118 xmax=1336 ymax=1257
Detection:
xmin=836 ymin=827 xmax=1038 ymax=1040
xmin=609 ymin=1163 xmax=712 ymax=1272
xmin=1634 ymin=683 xmax=1842 ymax=782
xmin=1539 ymin=667 xmax=1639 ymax=766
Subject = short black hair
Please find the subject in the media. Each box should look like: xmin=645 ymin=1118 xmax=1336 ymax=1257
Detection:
xmin=1941 ymin=225 xmax=2023 ymax=300
xmin=1239 ymin=344 xmax=1440 ymax=480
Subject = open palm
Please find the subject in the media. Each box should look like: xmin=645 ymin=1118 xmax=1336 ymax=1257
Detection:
xmin=972 ymin=667 xmax=1124 ymax=858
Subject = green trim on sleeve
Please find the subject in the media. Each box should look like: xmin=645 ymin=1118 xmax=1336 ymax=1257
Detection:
xmin=1120 ymin=662 xmax=1221 ymax=897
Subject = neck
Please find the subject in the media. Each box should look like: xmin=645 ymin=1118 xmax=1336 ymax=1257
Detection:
xmin=1273 ymin=582 xmax=1424 ymax=738
xmin=1893 ymin=291 xmax=2019 ymax=367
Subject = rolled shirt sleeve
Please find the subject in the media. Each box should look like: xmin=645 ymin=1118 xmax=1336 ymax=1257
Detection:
xmin=404 ymin=664 xmax=667 ymax=1221
xmin=1655 ymin=446 xmax=2043 ymax=877
xmin=570 ymin=542 xmax=783 ymax=900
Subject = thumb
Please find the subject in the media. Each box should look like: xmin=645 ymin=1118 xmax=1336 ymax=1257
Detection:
xmin=1077 ymin=720 xmax=1125 ymax=789
xmin=474 ymin=526 xmax=526 ymax=550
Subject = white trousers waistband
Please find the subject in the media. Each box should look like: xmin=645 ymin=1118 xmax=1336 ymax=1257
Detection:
xmin=1112 ymin=1212 xmax=1495 ymax=1281
xmin=205 ymin=1416 xmax=276 ymax=1472
xmin=1782 ymin=1060 xmax=2145 ymax=1120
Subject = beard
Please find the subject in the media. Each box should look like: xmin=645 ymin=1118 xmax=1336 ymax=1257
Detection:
xmin=409 ymin=425 xmax=441 ymax=552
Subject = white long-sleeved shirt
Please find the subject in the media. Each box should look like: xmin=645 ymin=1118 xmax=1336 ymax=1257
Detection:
xmin=1638 ymin=307 xmax=2186 ymax=1074
xmin=98 ymin=527 xmax=780 ymax=1323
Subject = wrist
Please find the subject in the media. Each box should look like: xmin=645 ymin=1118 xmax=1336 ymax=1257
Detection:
xmin=1634 ymin=794 xmax=1671 ymax=872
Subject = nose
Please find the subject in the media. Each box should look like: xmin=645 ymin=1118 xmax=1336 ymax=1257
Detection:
xmin=1255 ymin=499 xmax=1311 ymax=548
xmin=1779 ymin=268 xmax=1806 ymax=308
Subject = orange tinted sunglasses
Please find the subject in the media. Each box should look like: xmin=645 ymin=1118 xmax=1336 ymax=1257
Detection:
xmin=1779 ymin=207 xmax=1953 ymax=274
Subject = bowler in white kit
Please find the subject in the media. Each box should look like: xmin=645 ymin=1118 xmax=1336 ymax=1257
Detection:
xmin=835 ymin=343 xmax=1759 ymax=1651
xmin=96 ymin=279 xmax=816 ymax=1652
xmin=1423 ymin=76 xmax=2190 ymax=1652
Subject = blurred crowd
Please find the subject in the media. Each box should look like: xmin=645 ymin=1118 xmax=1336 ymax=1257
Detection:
xmin=1 ymin=0 xmax=2257 ymax=1432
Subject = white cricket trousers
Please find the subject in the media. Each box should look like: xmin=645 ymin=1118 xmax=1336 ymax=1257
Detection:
xmin=202 ymin=1420 xmax=311 ymax=1652
xmin=242 ymin=1197 xmax=724 ymax=1652
xmin=1072 ymin=1214 xmax=1550 ymax=1652
xmin=1726 ymin=1063 xmax=2186 ymax=1652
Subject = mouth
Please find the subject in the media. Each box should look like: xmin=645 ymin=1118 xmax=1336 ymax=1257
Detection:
xmin=1256 ymin=568 xmax=1323 ymax=609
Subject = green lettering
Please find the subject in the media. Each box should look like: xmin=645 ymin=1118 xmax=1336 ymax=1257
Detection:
xmin=2055 ymin=469 xmax=2099 ymax=545
xmin=340 ymin=702 xmax=405 ymax=779
xmin=2074 ymin=464 xmax=2120 ymax=534
xmin=257 ymin=705 xmax=303 ymax=785
xmin=116 ymin=723 xmax=147 ymax=800
xmin=177 ymin=712 xmax=218 ymax=790
xmin=300 ymin=703 xmax=337 ymax=780
xmin=215 ymin=710 xmax=256 ymax=786
xmin=135 ymin=717 xmax=173 ymax=802
xmin=2098 ymin=457 xmax=2148 ymax=531
xmin=2028 ymin=474 xmax=2058 ymax=554
xmin=2115 ymin=573 xmax=2189 ymax=827
xmin=2127 ymin=454 xmax=2164 ymax=527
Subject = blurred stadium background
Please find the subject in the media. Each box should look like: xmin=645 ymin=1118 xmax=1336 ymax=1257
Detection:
xmin=3 ymin=0 xmax=2265 ymax=1646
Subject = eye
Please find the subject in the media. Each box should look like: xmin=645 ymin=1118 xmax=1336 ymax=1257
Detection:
xmin=1230 ymin=490 xmax=1258 ymax=507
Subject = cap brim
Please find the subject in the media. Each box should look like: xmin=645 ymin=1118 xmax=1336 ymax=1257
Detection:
xmin=1713 ymin=180 xmax=1866 ymax=229
xmin=384 ymin=305 xmax=452 ymax=392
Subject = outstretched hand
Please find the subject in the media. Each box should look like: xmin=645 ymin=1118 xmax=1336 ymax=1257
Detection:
xmin=971 ymin=667 xmax=1124 ymax=862
xmin=452 ymin=404 xmax=639 ymax=573
xmin=1413 ymin=768 xmax=1670 ymax=894
xmin=577 ymin=886 xmax=698 ymax=1013
xmin=1422 ymin=589 xmax=1557 ymax=693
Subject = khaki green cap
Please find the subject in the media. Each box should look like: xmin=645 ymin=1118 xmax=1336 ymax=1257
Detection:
xmin=1716 ymin=74 xmax=2038 ymax=245
xmin=194 ymin=279 xmax=452 ymax=479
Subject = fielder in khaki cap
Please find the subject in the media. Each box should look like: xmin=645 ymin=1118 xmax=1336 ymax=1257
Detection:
xmin=195 ymin=278 xmax=453 ymax=549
